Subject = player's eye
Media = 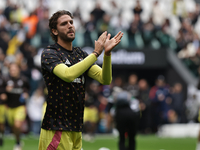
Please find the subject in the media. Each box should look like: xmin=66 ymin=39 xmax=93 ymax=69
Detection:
xmin=70 ymin=20 xmax=73 ymax=25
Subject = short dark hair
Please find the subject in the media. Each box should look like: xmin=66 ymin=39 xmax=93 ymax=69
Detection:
xmin=49 ymin=10 xmax=73 ymax=42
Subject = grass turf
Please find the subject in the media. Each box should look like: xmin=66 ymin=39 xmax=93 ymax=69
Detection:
xmin=0 ymin=134 xmax=197 ymax=150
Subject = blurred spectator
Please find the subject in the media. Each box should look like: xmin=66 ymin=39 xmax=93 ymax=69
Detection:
xmin=22 ymin=10 xmax=39 ymax=41
xmin=98 ymin=94 xmax=109 ymax=133
xmin=96 ymin=13 xmax=113 ymax=37
xmin=138 ymin=79 xmax=151 ymax=134
xmin=87 ymin=81 xmax=100 ymax=107
xmin=170 ymin=82 xmax=186 ymax=123
xmin=35 ymin=8 xmax=50 ymax=47
xmin=5 ymin=63 xmax=30 ymax=150
xmin=35 ymin=0 xmax=49 ymax=20
xmin=141 ymin=16 xmax=156 ymax=48
xmin=3 ymin=0 xmax=16 ymax=22
xmin=83 ymin=92 xmax=99 ymax=141
xmin=0 ymin=13 xmax=10 ymax=54
xmin=155 ymin=18 xmax=176 ymax=49
xmin=125 ymin=74 xmax=139 ymax=98
xmin=173 ymin=0 xmax=187 ymax=23
xmin=6 ymin=23 xmax=26 ymax=56
xmin=0 ymin=71 xmax=7 ymax=146
xmin=151 ymin=0 xmax=166 ymax=28
xmin=84 ymin=13 xmax=96 ymax=46
xmin=107 ymin=0 xmax=120 ymax=17
xmin=27 ymin=86 xmax=45 ymax=135
xmin=106 ymin=76 xmax=124 ymax=132
xmin=185 ymin=86 xmax=200 ymax=123
xmin=110 ymin=11 xmax=129 ymax=34
xmin=90 ymin=2 xmax=105 ymax=26
xmin=127 ymin=14 xmax=144 ymax=48
xmin=149 ymin=75 xmax=172 ymax=132
xmin=196 ymin=68 xmax=200 ymax=150
xmin=133 ymin=0 xmax=143 ymax=16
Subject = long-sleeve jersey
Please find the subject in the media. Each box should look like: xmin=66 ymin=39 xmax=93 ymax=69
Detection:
xmin=41 ymin=43 xmax=112 ymax=131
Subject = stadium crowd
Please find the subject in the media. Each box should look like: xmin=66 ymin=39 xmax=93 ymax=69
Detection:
xmin=0 ymin=0 xmax=200 ymax=144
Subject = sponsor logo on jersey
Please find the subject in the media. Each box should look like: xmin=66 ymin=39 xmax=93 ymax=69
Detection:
xmin=65 ymin=59 xmax=71 ymax=65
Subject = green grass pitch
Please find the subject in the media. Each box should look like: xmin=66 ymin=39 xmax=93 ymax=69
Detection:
xmin=0 ymin=134 xmax=197 ymax=150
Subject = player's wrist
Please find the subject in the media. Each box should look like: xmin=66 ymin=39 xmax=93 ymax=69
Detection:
xmin=105 ymin=51 xmax=111 ymax=56
xmin=92 ymin=51 xmax=100 ymax=57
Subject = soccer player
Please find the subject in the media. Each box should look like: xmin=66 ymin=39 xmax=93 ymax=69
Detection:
xmin=5 ymin=63 xmax=30 ymax=150
xmin=0 ymin=73 xmax=7 ymax=146
xmin=38 ymin=10 xmax=123 ymax=150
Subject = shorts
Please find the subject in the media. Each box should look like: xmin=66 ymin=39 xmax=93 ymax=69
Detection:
xmin=7 ymin=105 xmax=26 ymax=126
xmin=0 ymin=105 xmax=6 ymax=124
xmin=84 ymin=107 xmax=98 ymax=123
xmin=39 ymin=128 xmax=82 ymax=150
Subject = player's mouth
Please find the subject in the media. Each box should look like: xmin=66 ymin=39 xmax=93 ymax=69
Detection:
xmin=67 ymin=30 xmax=74 ymax=35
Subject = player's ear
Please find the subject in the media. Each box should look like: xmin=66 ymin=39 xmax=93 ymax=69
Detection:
xmin=52 ymin=29 xmax=58 ymax=36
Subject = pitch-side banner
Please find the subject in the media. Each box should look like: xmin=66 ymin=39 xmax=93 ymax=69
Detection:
xmin=82 ymin=47 xmax=168 ymax=68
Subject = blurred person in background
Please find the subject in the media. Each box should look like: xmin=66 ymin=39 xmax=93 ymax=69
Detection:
xmin=170 ymin=82 xmax=186 ymax=123
xmin=39 ymin=10 xmax=123 ymax=150
xmin=108 ymin=90 xmax=140 ymax=150
xmin=22 ymin=10 xmax=39 ymax=42
xmin=84 ymin=13 xmax=96 ymax=47
xmin=149 ymin=75 xmax=172 ymax=132
xmin=96 ymin=13 xmax=113 ymax=37
xmin=27 ymin=86 xmax=45 ymax=135
xmin=125 ymin=73 xmax=139 ymax=98
xmin=5 ymin=62 xmax=30 ymax=150
xmin=137 ymin=79 xmax=151 ymax=134
xmin=195 ymin=67 xmax=200 ymax=150
xmin=141 ymin=16 xmax=156 ymax=49
xmin=133 ymin=0 xmax=143 ymax=16
xmin=0 ymin=69 xmax=7 ymax=146
xmin=106 ymin=76 xmax=124 ymax=132
xmin=83 ymin=92 xmax=99 ymax=141
xmin=3 ymin=0 xmax=16 ymax=22
xmin=127 ymin=14 xmax=144 ymax=49
xmin=151 ymin=0 xmax=166 ymax=29
xmin=90 ymin=2 xmax=105 ymax=26
xmin=36 ymin=8 xmax=51 ymax=47
xmin=86 ymin=81 xmax=100 ymax=108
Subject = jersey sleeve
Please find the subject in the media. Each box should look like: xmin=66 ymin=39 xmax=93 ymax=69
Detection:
xmin=87 ymin=55 xmax=112 ymax=85
xmin=41 ymin=48 xmax=63 ymax=74
xmin=53 ymin=54 xmax=97 ymax=82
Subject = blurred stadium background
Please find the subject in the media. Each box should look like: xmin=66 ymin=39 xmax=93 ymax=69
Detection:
xmin=1 ymin=0 xmax=200 ymax=149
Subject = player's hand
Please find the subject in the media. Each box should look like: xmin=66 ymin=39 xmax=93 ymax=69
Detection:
xmin=104 ymin=31 xmax=123 ymax=56
xmin=0 ymin=93 xmax=7 ymax=101
xmin=94 ymin=31 xmax=107 ymax=56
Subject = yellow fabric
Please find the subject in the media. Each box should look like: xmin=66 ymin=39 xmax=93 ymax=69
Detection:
xmin=39 ymin=129 xmax=82 ymax=150
xmin=84 ymin=107 xmax=98 ymax=123
xmin=88 ymin=54 xmax=112 ymax=85
xmin=6 ymin=36 xmax=23 ymax=55
xmin=53 ymin=53 xmax=112 ymax=85
xmin=6 ymin=105 xmax=26 ymax=126
xmin=0 ymin=105 xmax=6 ymax=123
xmin=42 ymin=102 xmax=47 ymax=120
xmin=53 ymin=54 xmax=97 ymax=82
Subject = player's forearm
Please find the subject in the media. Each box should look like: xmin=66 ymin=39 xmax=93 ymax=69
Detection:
xmin=88 ymin=54 xmax=112 ymax=85
xmin=53 ymin=54 xmax=97 ymax=82
xmin=102 ymin=54 xmax=112 ymax=84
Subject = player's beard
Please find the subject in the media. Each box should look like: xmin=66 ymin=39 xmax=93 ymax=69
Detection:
xmin=58 ymin=30 xmax=75 ymax=42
